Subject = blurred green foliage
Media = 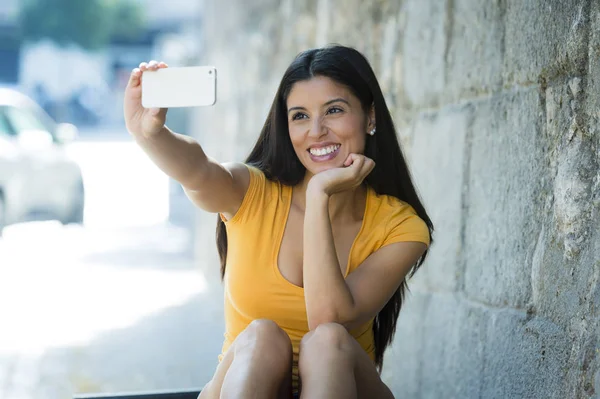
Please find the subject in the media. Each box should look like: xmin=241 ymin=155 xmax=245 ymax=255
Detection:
xmin=18 ymin=0 xmax=146 ymax=50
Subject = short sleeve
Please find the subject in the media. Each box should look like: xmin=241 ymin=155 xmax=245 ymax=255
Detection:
xmin=382 ymin=212 xmax=431 ymax=248
xmin=219 ymin=164 xmax=266 ymax=225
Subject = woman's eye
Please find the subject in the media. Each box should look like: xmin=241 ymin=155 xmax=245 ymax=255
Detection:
xmin=292 ymin=112 xmax=307 ymax=121
xmin=327 ymin=107 xmax=343 ymax=115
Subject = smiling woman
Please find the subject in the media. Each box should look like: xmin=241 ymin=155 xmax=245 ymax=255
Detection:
xmin=124 ymin=45 xmax=434 ymax=399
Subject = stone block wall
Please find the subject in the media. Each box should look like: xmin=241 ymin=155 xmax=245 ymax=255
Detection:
xmin=190 ymin=1 xmax=600 ymax=397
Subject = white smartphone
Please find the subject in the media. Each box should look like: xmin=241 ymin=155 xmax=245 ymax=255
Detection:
xmin=141 ymin=66 xmax=217 ymax=108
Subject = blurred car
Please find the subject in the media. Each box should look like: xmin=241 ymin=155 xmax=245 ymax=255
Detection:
xmin=0 ymin=87 xmax=85 ymax=236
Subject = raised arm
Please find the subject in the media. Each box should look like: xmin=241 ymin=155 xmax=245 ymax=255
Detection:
xmin=123 ymin=61 xmax=249 ymax=219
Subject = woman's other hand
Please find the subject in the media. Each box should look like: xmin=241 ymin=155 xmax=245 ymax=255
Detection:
xmin=307 ymin=153 xmax=375 ymax=197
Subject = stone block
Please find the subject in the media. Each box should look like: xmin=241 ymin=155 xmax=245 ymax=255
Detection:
xmin=446 ymin=0 xmax=503 ymax=99
xmin=595 ymin=366 xmax=600 ymax=399
xmin=585 ymin=0 xmax=600 ymax=125
xmin=531 ymin=79 xmax=599 ymax=327
xmin=503 ymin=0 xmax=589 ymax=85
xmin=419 ymin=294 xmax=485 ymax=399
xmin=384 ymin=292 xmax=487 ymax=398
xmin=382 ymin=291 xmax=430 ymax=397
xmin=482 ymin=311 xmax=569 ymax=398
xmin=464 ymin=88 xmax=544 ymax=307
xmin=402 ymin=0 xmax=447 ymax=107
xmin=409 ymin=106 xmax=469 ymax=292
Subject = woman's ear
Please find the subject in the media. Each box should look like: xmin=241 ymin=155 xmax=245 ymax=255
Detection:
xmin=368 ymin=104 xmax=376 ymax=130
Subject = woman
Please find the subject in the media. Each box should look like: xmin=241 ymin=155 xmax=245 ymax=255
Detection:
xmin=124 ymin=45 xmax=433 ymax=399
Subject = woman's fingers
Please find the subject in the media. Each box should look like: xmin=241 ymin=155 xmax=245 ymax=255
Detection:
xmin=347 ymin=154 xmax=375 ymax=182
xmin=343 ymin=154 xmax=353 ymax=167
xmin=128 ymin=68 xmax=142 ymax=88
xmin=128 ymin=60 xmax=168 ymax=103
xmin=139 ymin=60 xmax=164 ymax=71
xmin=344 ymin=153 xmax=363 ymax=167
xmin=361 ymin=158 xmax=375 ymax=177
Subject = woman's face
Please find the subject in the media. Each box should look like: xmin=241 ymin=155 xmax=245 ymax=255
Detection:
xmin=286 ymin=76 xmax=374 ymax=176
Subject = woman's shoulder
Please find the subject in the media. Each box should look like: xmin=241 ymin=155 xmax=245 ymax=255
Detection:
xmin=366 ymin=187 xmax=419 ymax=221
xmin=366 ymin=187 xmax=430 ymax=246
xmin=222 ymin=163 xmax=285 ymax=224
xmin=244 ymin=163 xmax=286 ymax=193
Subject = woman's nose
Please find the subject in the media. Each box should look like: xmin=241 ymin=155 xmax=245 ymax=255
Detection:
xmin=308 ymin=119 xmax=326 ymax=138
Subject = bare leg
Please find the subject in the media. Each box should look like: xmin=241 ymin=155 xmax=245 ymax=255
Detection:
xmin=199 ymin=319 xmax=292 ymax=399
xmin=298 ymin=323 xmax=394 ymax=399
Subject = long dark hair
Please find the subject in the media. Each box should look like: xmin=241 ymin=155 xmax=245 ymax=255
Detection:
xmin=216 ymin=44 xmax=434 ymax=370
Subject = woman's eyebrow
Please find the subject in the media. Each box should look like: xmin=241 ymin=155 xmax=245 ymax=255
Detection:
xmin=324 ymin=98 xmax=350 ymax=107
xmin=288 ymin=106 xmax=306 ymax=114
xmin=287 ymin=98 xmax=350 ymax=115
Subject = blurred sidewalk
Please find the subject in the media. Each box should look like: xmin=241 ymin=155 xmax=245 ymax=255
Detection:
xmin=0 ymin=222 xmax=224 ymax=399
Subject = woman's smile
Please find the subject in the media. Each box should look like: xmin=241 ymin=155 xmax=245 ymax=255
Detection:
xmin=307 ymin=143 xmax=341 ymax=162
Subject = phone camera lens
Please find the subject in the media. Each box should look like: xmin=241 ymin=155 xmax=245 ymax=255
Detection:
xmin=209 ymin=70 xmax=212 ymax=74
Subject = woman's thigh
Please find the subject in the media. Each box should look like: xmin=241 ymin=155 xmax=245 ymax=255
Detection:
xmin=298 ymin=323 xmax=394 ymax=399
xmin=199 ymin=319 xmax=293 ymax=399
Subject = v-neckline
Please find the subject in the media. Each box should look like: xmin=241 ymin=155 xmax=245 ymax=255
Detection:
xmin=272 ymin=183 xmax=371 ymax=291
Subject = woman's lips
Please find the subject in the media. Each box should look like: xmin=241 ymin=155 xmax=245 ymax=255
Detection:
xmin=307 ymin=145 xmax=341 ymax=162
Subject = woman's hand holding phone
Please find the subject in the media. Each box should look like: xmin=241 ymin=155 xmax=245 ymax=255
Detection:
xmin=124 ymin=60 xmax=169 ymax=139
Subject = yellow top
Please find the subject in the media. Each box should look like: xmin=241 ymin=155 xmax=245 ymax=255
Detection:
xmin=219 ymin=165 xmax=430 ymax=390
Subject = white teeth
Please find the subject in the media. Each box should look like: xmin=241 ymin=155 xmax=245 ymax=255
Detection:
xmin=309 ymin=144 xmax=340 ymax=156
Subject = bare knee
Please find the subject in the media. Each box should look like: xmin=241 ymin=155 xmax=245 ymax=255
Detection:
xmin=301 ymin=322 xmax=354 ymax=351
xmin=200 ymin=320 xmax=291 ymax=398
xmin=299 ymin=323 xmax=355 ymax=367
xmin=240 ymin=319 xmax=291 ymax=348
xmin=298 ymin=323 xmax=356 ymax=386
xmin=236 ymin=319 xmax=292 ymax=365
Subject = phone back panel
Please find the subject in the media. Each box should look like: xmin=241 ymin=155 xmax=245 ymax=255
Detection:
xmin=141 ymin=66 xmax=217 ymax=108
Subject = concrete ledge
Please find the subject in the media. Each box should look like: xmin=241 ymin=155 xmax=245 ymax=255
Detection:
xmin=73 ymin=389 xmax=201 ymax=399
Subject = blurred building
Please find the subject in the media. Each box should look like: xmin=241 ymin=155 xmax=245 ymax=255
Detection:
xmin=112 ymin=0 xmax=203 ymax=80
xmin=0 ymin=0 xmax=20 ymax=84
xmin=0 ymin=0 xmax=203 ymax=127
xmin=0 ymin=0 xmax=202 ymax=230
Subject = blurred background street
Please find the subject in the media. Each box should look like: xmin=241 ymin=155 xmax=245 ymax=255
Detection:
xmin=0 ymin=125 xmax=225 ymax=399
xmin=0 ymin=1 xmax=227 ymax=397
